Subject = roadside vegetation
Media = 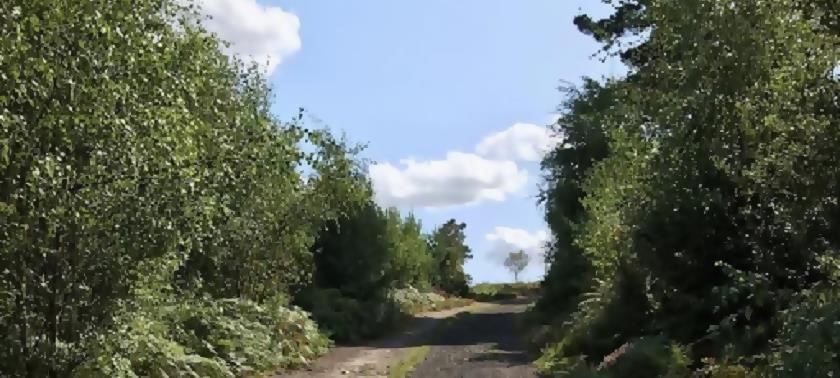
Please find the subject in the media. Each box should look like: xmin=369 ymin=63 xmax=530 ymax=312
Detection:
xmin=387 ymin=345 xmax=430 ymax=378
xmin=470 ymin=282 xmax=540 ymax=301
xmin=534 ymin=0 xmax=840 ymax=376
xmin=5 ymin=0 xmax=838 ymax=377
xmin=0 ymin=1 xmax=474 ymax=376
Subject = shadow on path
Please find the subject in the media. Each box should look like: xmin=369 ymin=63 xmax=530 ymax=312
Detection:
xmin=275 ymin=298 xmax=536 ymax=377
xmin=408 ymin=298 xmax=537 ymax=378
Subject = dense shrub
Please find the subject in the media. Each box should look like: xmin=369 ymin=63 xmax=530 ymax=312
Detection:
xmin=384 ymin=211 xmax=435 ymax=290
xmin=74 ymin=296 xmax=329 ymax=377
xmin=696 ymin=358 xmax=763 ymax=378
xmin=536 ymin=265 xmax=651 ymax=375
xmin=768 ymin=289 xmax=840 ymax=377
xmin=541 ymin=337 xmax=691 ymax=378
xmin=388 ymin=286 xmax=446 ymax=313
xmin=297 ymin=286 xmax=470 ymax=343
xmin=536 ymin=78 xmax=612 ymax=321
xmin=471 ymin=282 xmax=540 ymax=301
xmin=295 ymin=288 xmax=405 ymax=343
xmin=304 ymin=195 xmax=473 ymax=342
xmin=598 ymin=338 xmax=691 ymax=378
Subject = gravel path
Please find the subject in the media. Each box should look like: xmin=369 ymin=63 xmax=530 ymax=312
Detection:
xmin=273 ymin=299 xmax=536 ymax=378
xmin=409 ymin=298 xmax=536 ymax=378
xmin=273 ymin=303 xmax=493 ymax=378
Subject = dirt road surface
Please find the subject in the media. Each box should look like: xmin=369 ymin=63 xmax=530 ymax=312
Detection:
xmin=409 ymin=298 xmax=536 ymax=378
xmin=273 ymin=298 xmax=536 ymax=378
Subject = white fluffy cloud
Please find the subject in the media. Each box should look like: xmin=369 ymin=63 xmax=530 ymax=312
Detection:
xmin=195 ymin=0 xmax=301 ymax=74
xmin=368 ymin=122 xmax=562 ymax=209
xmin=369 ymin=152 xmax=528 ymax=209
xmin=476 ymin=123 xmax=561 ymax=162
xmin=485 ymin=227 xmax=549 ymax=264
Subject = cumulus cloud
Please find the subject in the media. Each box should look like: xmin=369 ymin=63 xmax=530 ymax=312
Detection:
xmin=485 ymin=227 xmax=549 ymax=264
xmin=368 ymin=121 xmax=563 ymax=209
xmin=194 ymin=0 xmax=301 ymax=74
xmin=476 ymin=123 xmax=561 ymax=162
xmin=369 ymin=152 xmax=528 ymax=208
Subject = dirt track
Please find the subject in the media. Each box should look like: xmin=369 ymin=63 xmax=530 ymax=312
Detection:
xmin=408 ymin=298 xmax=536 ymax=378
xmin=273 ymin=299 xmax=536 ymax=378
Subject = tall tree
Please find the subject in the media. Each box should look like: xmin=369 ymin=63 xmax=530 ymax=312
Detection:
xmin=310 ymin=197 xmax=389 ymax=300
xmin=383 ymin=209 xmax=433 ymax=290
xmin=429 ymin=219 xmax=472 ymax=296
xmin=0 ymin=0 xmax=370 ymax=374
xmin=536 ymin=0 xmax=840 ymax=373
xmin=537 ymin=78 xmax=616 ymax=317
xmin=0 ymin=1 xmax=236 ymax=373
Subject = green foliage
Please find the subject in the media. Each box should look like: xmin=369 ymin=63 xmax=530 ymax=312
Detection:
xmin=0 ymin=0 xmax=252 ymax=373
xmin=176 ymin=124 xmax=368 ymax=302
xmin=387 ymin=345 xmax=430 ymax=378
xmin=768 ymin=289 xmax=840 ymax=377
xmin=429 ymin=220 xmax=473 ymax=296
xmin=470 ymin=282 xmax=540 ymax=301
xmin=535 ymin=264 xmax=651 ymax=375
xmin=389 ymin=286 xmax=444 ymax=314
xmin=297 ymin=286 xmax=470 ymax=344
xmin=310 ymin=201 xmax=438 ymax=301
xmin=540 ymin=336 xmax=692 ymax=378
xmin=383 ymin=210 xmax=434 ymax=290
xmin=295 ymin=287 xmax=406 ymax=343
xmin=573 ymin=0 xmax=653 ymax=67
xmin=74 ymin=314 xmax=234 ymax=378
xmin=304 ymin=201 xmax=459 ymax=343
xmin=311 ymin=199 xmax=392 ymax=300
xmin=504 ymin=250 xmax=530 ymax=282
xmin=74 ymin=296 xmax=329 ymax=377
xmin=697 ymin=357 xmax=763 ymax=378
xmin=0 ymin=0 xmax=473 ymax=375
xmin=543 ymin=337 xmax=691 ymax=378
xmin=598 ymin=337 xmax=691 ymax=378
xmin=537 ymin=0 xmax=840 ymax=376
xmin=536 ymin=78 xmax=616 ymax=320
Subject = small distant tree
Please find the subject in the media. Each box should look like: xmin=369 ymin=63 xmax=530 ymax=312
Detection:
xmin=504 ymin=250 xmax=530 ymax=282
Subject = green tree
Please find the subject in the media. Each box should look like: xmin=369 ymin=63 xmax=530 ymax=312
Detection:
xmin=429 ymin=219 xmax=472 ymax=296
xmin=537 ymin=0 xmax=840 ymax=373
xmin=0 ymin=0 xmax=369 ymax=374
xmin=383 ymin=209 xmax=433 ymax=290
xmin=573 ymin=0 xmax=652 ymax=66
xmin=310 ymin=197 xmax=389 ymax=300
xmin=504 ymin=250 xmax=530 ymax=283
xmin=609 ymin=0 xmax=840 ymax=353
xmin=537 ymin=78 xmax=616 ymax=318
xmin=0 ymin=0 xmax=228 ymax=374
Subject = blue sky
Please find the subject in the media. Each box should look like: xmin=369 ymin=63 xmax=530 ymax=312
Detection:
xmin=198 ymin=0 xmax=624 ymax=283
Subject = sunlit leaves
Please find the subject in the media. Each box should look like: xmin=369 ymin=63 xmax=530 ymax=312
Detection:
xmin=0 ymin=0 xmax=368 ymax=375
xmin=538 ymin=0 xmax=840 ymax=373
